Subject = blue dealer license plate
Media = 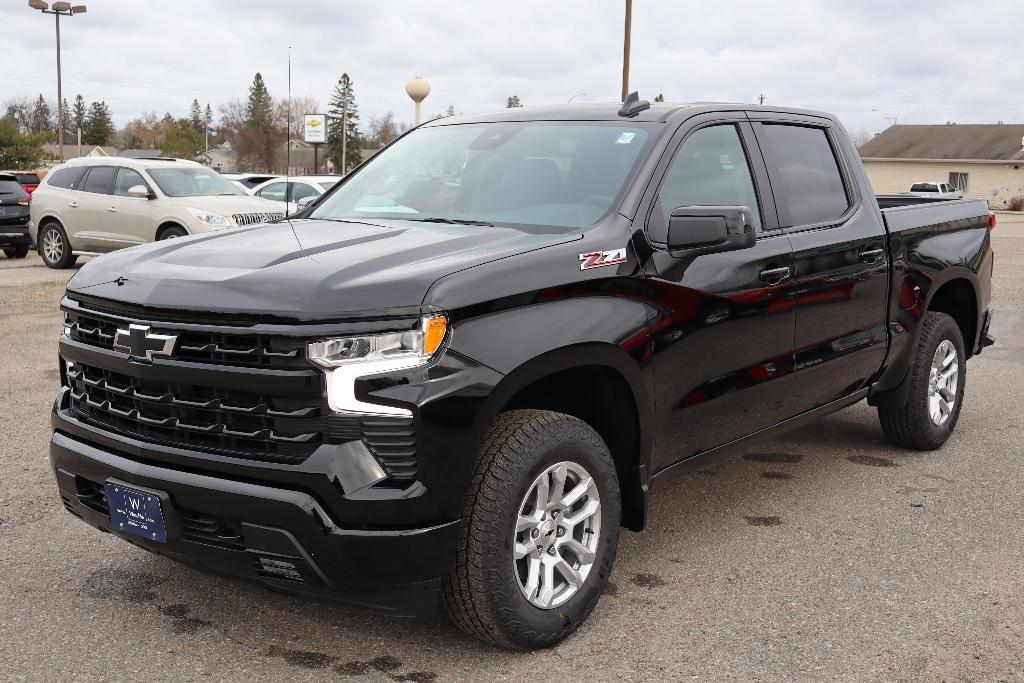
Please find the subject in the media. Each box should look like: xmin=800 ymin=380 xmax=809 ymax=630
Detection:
xmin=105 ymin=483 xmax=167 ymax=543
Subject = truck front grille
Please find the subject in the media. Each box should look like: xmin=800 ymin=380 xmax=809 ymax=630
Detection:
xmin=232 ymin=211 xmax=284 ymax=226
xmin=67 ymin=363 xmax=323 ymax=463
xmin=66 ymin=310 xmax=308 ymax=370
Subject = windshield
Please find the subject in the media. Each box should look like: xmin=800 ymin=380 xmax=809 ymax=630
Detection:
xmin=310 ymin=121 xmax=656 ymax=229
xmin=147 ymin=167 xmax=242 ymax=197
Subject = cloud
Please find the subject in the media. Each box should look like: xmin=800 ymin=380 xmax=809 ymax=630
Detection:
xmin=2 ymin=0 xmax=1021 ymax=134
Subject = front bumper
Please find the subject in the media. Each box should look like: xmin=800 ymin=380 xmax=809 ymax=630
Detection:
xmin=50 ymin=427 xmax=461 ymax=616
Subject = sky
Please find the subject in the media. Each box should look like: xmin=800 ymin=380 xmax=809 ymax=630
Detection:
xmin=3 ymin=0 xmax=1022 ymax=138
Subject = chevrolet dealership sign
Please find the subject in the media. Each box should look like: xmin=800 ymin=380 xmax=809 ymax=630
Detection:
xmin=303 ymin=114 xmax=327 ymax=143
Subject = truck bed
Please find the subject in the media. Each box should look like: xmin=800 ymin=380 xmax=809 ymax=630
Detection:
xmin=876 ymin=195 xmax=990 ymax=232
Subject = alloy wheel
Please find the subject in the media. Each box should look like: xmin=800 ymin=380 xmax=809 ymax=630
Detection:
xmin=928 ymin=339 xmax=959 ymax=426
xmin=43 ymin=228 xmax=64 ymax=263
xmin=513 ymin=461 xmax=602 ymax=609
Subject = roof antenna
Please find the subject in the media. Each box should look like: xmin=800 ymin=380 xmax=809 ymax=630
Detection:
xmin=285 ymin=45 xmax=291 ymax=215
xmin=618 ymin=91 xmax=650 ymax=118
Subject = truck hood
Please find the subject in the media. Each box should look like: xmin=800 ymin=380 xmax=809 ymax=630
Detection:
xmin=66 ymin=218 xmax=580 ymax=320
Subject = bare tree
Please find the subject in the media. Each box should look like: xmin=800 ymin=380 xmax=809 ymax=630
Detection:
xmin=367 ymin=111 xmax=404 ymax=148
xmin=849 ymin=127 xmax=874 ymax=149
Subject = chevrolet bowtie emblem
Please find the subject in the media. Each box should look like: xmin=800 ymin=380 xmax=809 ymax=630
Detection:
xmin=114 ymin=324 xmax=178 ymax=362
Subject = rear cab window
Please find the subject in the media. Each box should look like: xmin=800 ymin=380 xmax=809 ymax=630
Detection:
xmin=758 ymin=124 xmax=851 ymax=227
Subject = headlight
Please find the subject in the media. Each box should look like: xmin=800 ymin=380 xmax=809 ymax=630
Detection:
xmin=308 ymin=314 xmax=447 ymax=415
xmin=187 ymin=207 xmax=231 ymax=227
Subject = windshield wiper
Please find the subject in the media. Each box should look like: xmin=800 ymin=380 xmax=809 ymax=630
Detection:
xmin=407 ymin=217 xmax=495 ymax=227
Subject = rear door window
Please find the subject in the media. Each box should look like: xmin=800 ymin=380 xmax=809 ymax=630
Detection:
xmin=291 ymin=183 xmax=319 ymax=201
xmin=46 ymin=167 xmax=88 ymax=190
xmin=759 ymin=124 xmax=851 ymax=227
xmin=81 ymin=166 xmax=116 ymax=194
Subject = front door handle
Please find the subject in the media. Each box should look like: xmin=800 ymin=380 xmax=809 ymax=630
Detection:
xmin=68 ymin=201 xmax=79 ymax=208
xmin=860 ymin=248 xmax=885 ymax=263
xmin=106 ymin=207 xmax=118 ymax=213
xmin=758 ymin=266 xmax=792 ymax=285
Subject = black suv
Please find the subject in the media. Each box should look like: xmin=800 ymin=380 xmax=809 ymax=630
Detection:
xmin=50 ymin=101 xmax=993 ymax=649
xmin=0 ymin=172 xmax=32 ymax=258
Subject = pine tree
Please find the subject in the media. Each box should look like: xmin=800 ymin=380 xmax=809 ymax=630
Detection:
xmin=240 ymin=72 xmax=277 ymax=170
xmin=204 ymin=103 xmax=213 ymax=128
xmin=327 ymin=73 xmax=360 ymax=173
xmin=506 ymin=95 xmax=522 ymax=108
xmin=30 ymin=94 xmax=53 ymax=137
xmin=60 ymin=97 xmax=74 ymax=142
xmin=189 ymin=99 xmax=203 ymax=132
xmin=83 ymin=101 xmax=114 ymax=145
xmin=72 ymin=94 xmax=87 ymax=136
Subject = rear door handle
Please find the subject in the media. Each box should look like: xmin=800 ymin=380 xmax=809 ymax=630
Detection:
xmin=106 ymin=207 xmax=117 ymax=213
xmin=758 ymin=266 xmax=791 ymax=285
xmin=68 ymin=201 xmax=79 ymax=208
xmin=860 ymin=248 xmax=885 ymax=263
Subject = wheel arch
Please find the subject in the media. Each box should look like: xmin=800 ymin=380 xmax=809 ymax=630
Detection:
xmin=925 ymin=275 xmax=978 ymax=358
xmin=155 ymin=221 xmax=189 ymax=240
xmin=475 ymin=343 xmax=654 ymax=531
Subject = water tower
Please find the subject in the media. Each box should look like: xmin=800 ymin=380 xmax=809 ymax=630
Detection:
xmin=405 ymin=76 xmax=430 ymax=125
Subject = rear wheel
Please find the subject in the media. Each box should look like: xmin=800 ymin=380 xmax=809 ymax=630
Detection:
xmin=442 ymin=409 xmax=621 ymax=650
xmin=3 ymin=245 xmax=29 ymax=259
xmin=878 ymin=312 xmax=966 ymax=450
xmin=39 ymin=222 xmax=77 ymax=269
xmin=157 ymin=225 xmax=188 ymax=240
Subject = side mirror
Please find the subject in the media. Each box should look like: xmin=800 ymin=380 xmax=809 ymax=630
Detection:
xmin=296 ymin=195 xmax=317 ymax=210
xmin=667 ymin=205 xmax=756 ymax=255
xmin=127 ymin=185 xmax=151 ymax=199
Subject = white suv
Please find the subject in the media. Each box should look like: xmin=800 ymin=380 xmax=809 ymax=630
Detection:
xmin=30 ymin=156 xmax=284 ymax=269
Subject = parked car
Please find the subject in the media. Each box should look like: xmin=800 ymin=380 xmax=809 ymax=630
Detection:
xmin=1 ymin=170 xmax=42 ymax=195
xmin=30 ymin=157 xmax=284 ymax=269
xmin=220 ymin=172 xmax=282 ymax=189
xmin=907 ymin=181 xmax=963 ymax=198
xmin=50 ymin=100 xmax=994 ymax=650
xmin=247 ymin=175 xmax=342 ymax=214
xmin=0 ymin=172 xmax=32 ymax=258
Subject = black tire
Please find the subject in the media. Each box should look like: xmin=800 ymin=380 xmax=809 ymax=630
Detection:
xmin=157 ymin=225 xmax=188 ymax=240
xmin=878 ymin=312 xmax=966 ymax=450
xmin=442 ymin=409 xmax=621 ymax=650
xmin=38 ymin=222 xmax=77 ymax=269
xmin=3 ymin=245 xmax=29 ymax=259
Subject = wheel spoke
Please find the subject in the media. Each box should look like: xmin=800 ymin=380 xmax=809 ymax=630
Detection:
xmin=516 ymin=513 xmax=538 ymax=532
xmin=514 ymin=540 xmax=533 ymax=560
xmin=560 ymin=538 xmax=596 ymax=563
xmin=938 ymin=387 xmax=955 ymax=402
xmin=548 ymin=464 xmax=568 ymax=507
xmin=563 ymin=498 xmax=600 ymax=527
xmin=533 ymin=476 xmax=549 ymax=515
xmin=537 ymin=560 xmax=555 ymax=607
xmin=561 ymin=476 xmax=594 ymax=507
xmin=523 ymin=557 xmax=541 ymax=597
xmin=554 ymin=558 xmax=583 ymax=587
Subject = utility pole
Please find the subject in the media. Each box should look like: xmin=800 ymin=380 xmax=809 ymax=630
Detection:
xmin=28 ymin=2 xmax=88 ymax=161
xmin=758 ymin=93 xmax=765 ymax=105
xmin=341 ymin=99 xmax=348 ymax=175
xmin=621 ymin=0 xmax=632 ymax=102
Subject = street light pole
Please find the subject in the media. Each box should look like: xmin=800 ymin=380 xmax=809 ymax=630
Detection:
xmin=28 ymin=1 xmax=87 ymax=162
xmin=621 ymin=0 xmax=632 ymax=102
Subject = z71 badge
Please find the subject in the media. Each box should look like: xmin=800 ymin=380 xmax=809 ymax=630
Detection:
xmin=579 ymin=248 xmax=627 ymax=270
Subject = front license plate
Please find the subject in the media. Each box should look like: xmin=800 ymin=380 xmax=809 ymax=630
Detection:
xmin=105 ymin=483 xmax=167 ymax=543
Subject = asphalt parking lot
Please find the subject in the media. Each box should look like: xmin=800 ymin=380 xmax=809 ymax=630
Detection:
xmin=2 ymin=217 xmax=1023 ymax=682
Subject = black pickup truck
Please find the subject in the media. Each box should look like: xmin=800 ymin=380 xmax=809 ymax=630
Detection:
xmin=50 ymin=98 xmax=995 ymax=649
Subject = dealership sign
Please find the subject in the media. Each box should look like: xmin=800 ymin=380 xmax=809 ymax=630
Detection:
xmin=303 ymin=114 xmax=327 ymax=143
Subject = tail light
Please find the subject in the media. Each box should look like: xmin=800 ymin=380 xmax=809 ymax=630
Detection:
xmin=17 ymin=195 xmax=30 ymax=206
xmin=988 ymin=212 xmax=997 ymax=230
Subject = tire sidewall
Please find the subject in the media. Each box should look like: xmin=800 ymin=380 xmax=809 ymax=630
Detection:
xmin=486 ymin=423 xmax=620 ymax=646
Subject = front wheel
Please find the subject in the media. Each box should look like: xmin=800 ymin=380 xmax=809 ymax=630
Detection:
xmin=442 ymin=410 xmax=621 ymax=650
xmin=157 ymin=225 xmax=188 ymax=240
xmin=878 ymin=311 xmax=966 ymax=450
xmin=3 ymin=245 xmax=29 ymax=259
xmin=39 ymin=222 xmax=77 ymax=269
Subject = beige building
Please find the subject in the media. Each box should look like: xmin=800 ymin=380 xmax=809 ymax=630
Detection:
xmin=858 ymin=124 xmax=1024 ymax=208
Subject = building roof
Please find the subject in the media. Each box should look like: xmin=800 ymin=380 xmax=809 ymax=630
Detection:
xmin=42 ymin=144 xmax=119 ymax=162
xmin=859 ymin=124 xmax=1024 ymax=161
xmin=118 ymin=148 xmax=167 ymax=159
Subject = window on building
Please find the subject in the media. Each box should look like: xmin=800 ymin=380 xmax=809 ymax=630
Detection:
xmin=949 ymin=172 xmax=969 ymax=192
